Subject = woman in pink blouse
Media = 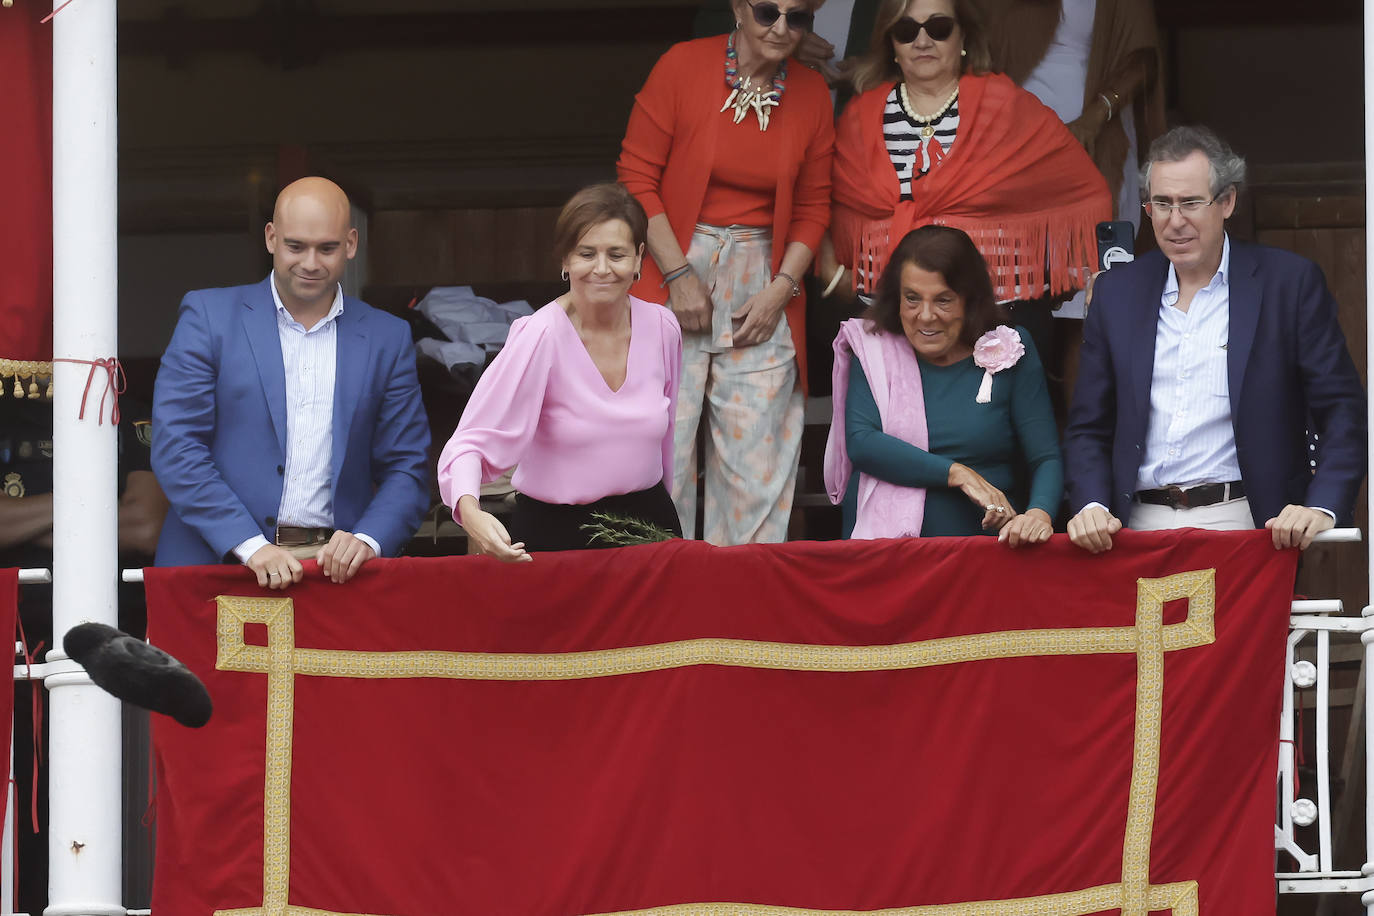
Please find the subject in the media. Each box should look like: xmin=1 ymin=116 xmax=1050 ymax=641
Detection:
xmin=437 ymin=183 xmax=684 ymax=561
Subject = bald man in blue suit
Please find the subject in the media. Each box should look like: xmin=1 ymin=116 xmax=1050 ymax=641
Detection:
xmin=152 ymin=177 xmax=429 ymax=587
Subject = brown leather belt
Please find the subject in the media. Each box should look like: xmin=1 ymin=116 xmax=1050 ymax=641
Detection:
xmin=275 ymin=526 xmax=334 ymax=548
xmin=1134 ymin=481 xmax=1245 ymax=510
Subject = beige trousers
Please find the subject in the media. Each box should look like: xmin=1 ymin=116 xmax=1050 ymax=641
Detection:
xmin=1127 ymin=497 xmax=1254 ymax=531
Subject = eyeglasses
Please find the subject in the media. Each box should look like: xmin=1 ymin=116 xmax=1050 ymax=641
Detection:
xmin=1143 ymin=194 xmax=1228 ymax=218
xmin=746 ymin=0 xmax=815 ymax=32
xmin=889 ymin=14 xmax=957 ymax=44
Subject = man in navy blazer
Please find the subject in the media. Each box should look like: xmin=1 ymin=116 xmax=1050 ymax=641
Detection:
xmin=152 ymin=177 xmax=430 ymax=587
xmin=1065 ymin=126 xmax=1365 ymax=553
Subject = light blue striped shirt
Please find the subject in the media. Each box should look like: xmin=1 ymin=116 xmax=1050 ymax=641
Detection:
xmin=231 ymin=274 xmax=380 ymax=562
xmin=1136 ymin=235 xmax=1242 ymax=491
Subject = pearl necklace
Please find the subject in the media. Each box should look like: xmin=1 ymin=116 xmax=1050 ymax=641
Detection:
xmin=898 ymin=82 xmax=959 ymax=140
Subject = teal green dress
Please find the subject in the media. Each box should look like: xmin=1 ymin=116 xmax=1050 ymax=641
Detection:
xmin=841 ymin=328 xmax=1063 ymax=537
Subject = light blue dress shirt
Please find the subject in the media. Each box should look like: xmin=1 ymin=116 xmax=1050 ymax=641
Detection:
xmin=231 ymin=273 xmax=381 ymax=562
xmin=1135 ymin=235 xmax=1242 ymax=490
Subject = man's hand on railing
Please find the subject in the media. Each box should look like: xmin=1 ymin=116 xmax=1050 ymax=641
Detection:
xmin=246 ymin=544 xmax=304 ymax=590
xmin=1265 ymin=505 xmax=1336 ymax=550
xmin=1066 ymin=504 xmax=1122 ymax=554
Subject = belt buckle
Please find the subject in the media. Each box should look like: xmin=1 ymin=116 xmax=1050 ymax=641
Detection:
xmin=276 ymin=526 xmax=315 ymax=548
xmin=1164 ymin=485 xmax=1189 ymax=509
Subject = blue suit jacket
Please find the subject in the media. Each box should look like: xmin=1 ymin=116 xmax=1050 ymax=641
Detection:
xmin=151 ymin=277 xmax=431 ymax=566
xmin=1064 ymin=242 xmax=1366 ymax=527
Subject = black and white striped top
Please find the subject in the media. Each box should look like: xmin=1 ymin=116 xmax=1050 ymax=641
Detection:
xmin=854 ymin=87 xmax=962 ymax=294
xmin=884 ymin=86 xmax=959 ymax=200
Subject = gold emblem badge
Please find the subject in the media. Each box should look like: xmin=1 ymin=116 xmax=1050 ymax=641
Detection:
xmin=3 ymin=472 xmax=24 ymax=498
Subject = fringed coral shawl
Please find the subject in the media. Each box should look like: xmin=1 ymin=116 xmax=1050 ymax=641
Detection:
xmin=831 ymin=72 xmax=1111 ymax=300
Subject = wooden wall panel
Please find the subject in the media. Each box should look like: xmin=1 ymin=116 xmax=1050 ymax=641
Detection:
xmin=494 ymin=207 xmax=560 ymax=288
xmin=368 ymin=206 xmax=562 ymax=287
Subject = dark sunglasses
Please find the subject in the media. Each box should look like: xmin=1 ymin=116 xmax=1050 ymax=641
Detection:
xmin=889 ymin=14 xmax=957 ymax=44
xmin=746 ymin=0 xmax=816 ymax=32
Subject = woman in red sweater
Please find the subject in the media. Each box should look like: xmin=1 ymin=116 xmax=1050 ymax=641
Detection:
xmin=617 ymin=0 xmax=833 ymax=546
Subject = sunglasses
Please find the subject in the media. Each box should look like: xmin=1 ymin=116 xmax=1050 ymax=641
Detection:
xmin=746 ymin=0 xmax=816 ymax=32
xmin=890 ymin=14 xmax=957 ymax=44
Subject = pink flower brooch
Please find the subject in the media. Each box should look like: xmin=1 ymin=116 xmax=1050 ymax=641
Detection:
xmin=972 ymin=325 xmax=1024 ymax=403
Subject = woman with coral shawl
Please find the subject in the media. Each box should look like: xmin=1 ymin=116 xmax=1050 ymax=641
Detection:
xmin=820 ymin=0 xmax=1110 ymax=358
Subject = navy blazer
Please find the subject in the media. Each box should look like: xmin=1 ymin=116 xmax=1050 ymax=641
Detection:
xmin=1064 ymin=242 xmax=1366 ymax=527
xmin=151 ymin=277 xmax=431 ymax=566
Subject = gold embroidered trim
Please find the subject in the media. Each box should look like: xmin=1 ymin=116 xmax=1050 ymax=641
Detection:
xmin=1121 ymin=571 xmax=1212 ymax=915
xmin=215 ymin=908 xmax=387 ymax=916
xmin=211 ymin=570 xmax=1216 ymax=916
xmin=218 ymin=597 xmax=296 ymax=915
xmin=215 ymin=882 xmax=1197 ymax=916
xmin=215 ymin=619 xmax=1214 ymax=683
xmin=0 ymin=358 xmax=53 ymax=400
xmin=585 ymin=881 xmax=1198 ymax=915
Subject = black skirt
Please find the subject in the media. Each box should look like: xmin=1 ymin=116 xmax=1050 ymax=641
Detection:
xmin=509 ymin=481 xmax=682 ymax=553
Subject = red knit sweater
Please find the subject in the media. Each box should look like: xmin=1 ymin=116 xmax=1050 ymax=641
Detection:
xmin=617 ymin=34 xmax=835 ymax=390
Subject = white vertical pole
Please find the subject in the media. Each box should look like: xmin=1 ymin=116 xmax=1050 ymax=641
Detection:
xmin=1364 ymin=624 xmax=1374 ymax=912
xmin=1364 ymin=7 xmax=1374 ymax=914
xmin=1280 ymin=634 xmax=1298 ymax=839
xmin=1317 ymin=629 xmax=1333 ymax=869
xmin=48 ymin=0 xmax=124 ymax=913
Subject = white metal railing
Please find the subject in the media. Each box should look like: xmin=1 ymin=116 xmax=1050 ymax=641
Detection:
xmin=1275 ymin=529 xmax=1374 ymax=907
xmin=8 ymin=527 xmax=1373 ymax=911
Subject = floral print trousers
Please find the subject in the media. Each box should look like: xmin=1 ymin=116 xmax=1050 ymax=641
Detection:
xmin=670 ymin=223 xmax=803 ymax=545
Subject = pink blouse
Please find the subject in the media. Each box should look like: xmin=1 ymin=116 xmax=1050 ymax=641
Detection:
xmin=437 ymin=297 xmax=682 ymax=512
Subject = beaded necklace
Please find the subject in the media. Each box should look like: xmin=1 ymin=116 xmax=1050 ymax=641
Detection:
xmin=898 ymin=82 xmax=959 ymax=172
xmin=898 ymin=82 xmax=960 ymax=140
xmin=721 ymin=30 xmax=787 ymax=131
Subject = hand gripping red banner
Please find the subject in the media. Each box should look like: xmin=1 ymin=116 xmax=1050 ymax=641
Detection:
xmin=146 ymin=530 xmax=1296 ymax=916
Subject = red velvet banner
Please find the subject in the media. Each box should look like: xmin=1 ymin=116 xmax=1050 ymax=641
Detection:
xmin=0 ymin=4 xmax=54 ymax=367
xmin=147 ymin=531 xmax=1297 ymax=916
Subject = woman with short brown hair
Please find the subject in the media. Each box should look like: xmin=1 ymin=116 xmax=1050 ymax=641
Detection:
xmin=437 ymin=183 xmax=683 ymax=560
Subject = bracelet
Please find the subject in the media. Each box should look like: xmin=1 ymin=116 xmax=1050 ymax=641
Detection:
xmin=1098 ymin=92 xmax=1115 ymax=120
xmin=659 ymin=264 xmax=692 ymax=287
xmin=774 ymin=271 xmax=801 ymax=298
xmin=820 ymin=264 xmax=846 ymax=298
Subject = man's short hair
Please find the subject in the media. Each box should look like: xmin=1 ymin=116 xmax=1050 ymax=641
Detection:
xmin=1140 ymin=125 xmax=1248 ymax=200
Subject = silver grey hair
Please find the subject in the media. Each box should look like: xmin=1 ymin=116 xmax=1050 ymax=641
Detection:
xmin=1139 ymin=125 xmax=1247 ymax=199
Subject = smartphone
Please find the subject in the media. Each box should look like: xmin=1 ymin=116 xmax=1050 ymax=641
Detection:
xmin=1097 ymin=220 xmax=1135 ymax=271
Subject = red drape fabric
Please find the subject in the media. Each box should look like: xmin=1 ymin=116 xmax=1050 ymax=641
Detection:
xmin=147 ymin=531 xmax=1295 ymax=916
xmin=0 ymin=5 xmax=54 ymax=364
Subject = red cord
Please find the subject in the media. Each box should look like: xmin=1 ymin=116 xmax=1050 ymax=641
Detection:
xmin=50 ymin=357 xmax=124 ymax=426
xmin=40 ymin=0 xmax=75 ymax=23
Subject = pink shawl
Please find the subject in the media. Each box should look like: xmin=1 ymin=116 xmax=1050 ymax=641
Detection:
xmin=823 ymin=319 xmax=929 ymax=539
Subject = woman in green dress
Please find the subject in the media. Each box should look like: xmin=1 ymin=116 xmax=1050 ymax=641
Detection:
xmin=823 ymin=226 xmax=1061 ymax=543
